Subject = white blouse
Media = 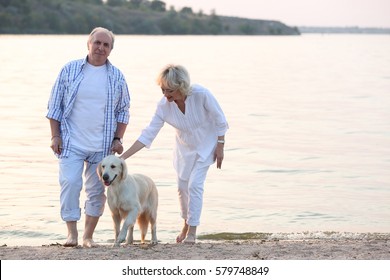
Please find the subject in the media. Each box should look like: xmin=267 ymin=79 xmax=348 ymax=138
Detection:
xmin=138 ymin=84 xmax=229 ymax=180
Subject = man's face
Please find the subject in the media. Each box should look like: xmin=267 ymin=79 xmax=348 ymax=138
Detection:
xmin=87 ymin=31 xmax=112 ymax=66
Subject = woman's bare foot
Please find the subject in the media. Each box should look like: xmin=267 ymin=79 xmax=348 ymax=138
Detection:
xmin=83 ymin=238 xmax=98 ymax=248
xmin=183 ymin=233 xmax=196 ymax=244
xmin=176 ymin=223 xmax=189 ymax=243
xmin=183 ymin=226 xmax=197 ymax=244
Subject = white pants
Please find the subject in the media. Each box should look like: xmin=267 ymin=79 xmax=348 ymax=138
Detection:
xmin=59 ymin=146 xmax=106 ymax=221
xmin=177 ymin=161 xmax=210 ymax=226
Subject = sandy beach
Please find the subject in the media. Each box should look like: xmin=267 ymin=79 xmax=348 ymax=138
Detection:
xmin=1 ymin=238 xmax=389 ymax=260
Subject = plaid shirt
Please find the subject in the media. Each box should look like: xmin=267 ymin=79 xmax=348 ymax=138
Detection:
xmin=46 ymin=57 xmax=130 ymax=158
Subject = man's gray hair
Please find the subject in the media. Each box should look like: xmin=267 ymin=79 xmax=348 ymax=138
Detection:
xmin=88 ymin=27 xmax=115 ymax=50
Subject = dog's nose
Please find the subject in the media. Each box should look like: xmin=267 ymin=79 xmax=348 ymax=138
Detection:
xmin=102 ymin=174 xmax=109 ymax=181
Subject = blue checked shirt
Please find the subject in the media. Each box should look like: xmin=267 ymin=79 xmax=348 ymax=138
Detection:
xmin=46 ymin=57 xmax=130 ymax=158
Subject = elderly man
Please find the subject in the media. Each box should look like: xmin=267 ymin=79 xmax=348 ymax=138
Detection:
xmin=47 ymin=27 xmax=130 ymax=247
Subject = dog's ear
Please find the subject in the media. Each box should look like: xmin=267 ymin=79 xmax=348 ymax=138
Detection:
xmin=96 ymin=161 xmax=102 ymax=180
xmin=120 ymin=157 xmax=128 ymax=181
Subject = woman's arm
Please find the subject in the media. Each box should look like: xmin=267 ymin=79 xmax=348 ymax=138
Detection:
xmin=120 ymin=140 xmax=145 ymax=160
xmin=214 ymin=135 xmax=225 ymax=169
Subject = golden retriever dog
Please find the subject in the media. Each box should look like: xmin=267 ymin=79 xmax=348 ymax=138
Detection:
xmin=97 ymin=155 xmax=158 ymax=247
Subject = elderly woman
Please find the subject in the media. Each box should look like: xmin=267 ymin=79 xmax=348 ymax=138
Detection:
xmin=121 ymin=64 xmax=228 ymax=244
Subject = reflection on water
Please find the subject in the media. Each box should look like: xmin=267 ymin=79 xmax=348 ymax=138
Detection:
xmin=0 ymin=34 xmax=390 ymax=246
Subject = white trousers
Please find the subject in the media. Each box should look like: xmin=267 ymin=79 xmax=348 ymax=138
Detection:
xmin=59 ymin=146 xmax=106 ymax=221
xmin=177 ymin=161 xmax=210 ymax=226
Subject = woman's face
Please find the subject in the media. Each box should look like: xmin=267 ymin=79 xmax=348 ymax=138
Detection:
xmin=161 ymin=87 xmax=184 ymax=102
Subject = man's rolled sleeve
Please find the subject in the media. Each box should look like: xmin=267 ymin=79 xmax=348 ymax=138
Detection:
xmin=46 ymin=108 xmax=63 ymax=122
xmin=116 ymin=81 xmax=130 ymax=124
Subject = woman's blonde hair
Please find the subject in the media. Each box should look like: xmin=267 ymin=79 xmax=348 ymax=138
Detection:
xmin=157 ymin=64 xmax=191 ymax=96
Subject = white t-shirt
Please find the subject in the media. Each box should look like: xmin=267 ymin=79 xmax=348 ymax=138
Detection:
xmin=68 ymin=62 xmax=108 ymax=152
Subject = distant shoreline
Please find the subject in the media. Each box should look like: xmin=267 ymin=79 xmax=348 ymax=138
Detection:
xmin=0 ymin=0 xmax=299 ymax=35
xmin=1 ymin=30 xmax=389 ymax=36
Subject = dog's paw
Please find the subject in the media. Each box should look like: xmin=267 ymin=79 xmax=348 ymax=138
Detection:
xmin=117 ymin=234 xmax=126 ymax=244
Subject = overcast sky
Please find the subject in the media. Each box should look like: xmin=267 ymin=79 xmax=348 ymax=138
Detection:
xmin=161 ymin=0 xmax=390 ymax=28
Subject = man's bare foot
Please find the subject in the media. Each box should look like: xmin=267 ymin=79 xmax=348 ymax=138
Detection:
xmin=83 ymin=238 xmax=98 ymax=248
xmin=176 ymin=223 xmax=189 ymax=243
xmin=63 ymin=237 xmax=78 ymax=247
xmin=64 ymin=221 xmax=78 ymax=247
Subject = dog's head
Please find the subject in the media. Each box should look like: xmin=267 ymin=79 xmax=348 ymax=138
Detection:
xmin=97 ymin=155 xmax=128 ymax=187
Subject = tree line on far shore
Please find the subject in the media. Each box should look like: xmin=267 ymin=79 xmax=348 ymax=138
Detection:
xmin=0 ymin=0 xmax=300 ymax=35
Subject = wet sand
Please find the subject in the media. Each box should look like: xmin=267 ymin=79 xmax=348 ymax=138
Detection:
xmin=1 ymin=238 xmax=389 ymax=260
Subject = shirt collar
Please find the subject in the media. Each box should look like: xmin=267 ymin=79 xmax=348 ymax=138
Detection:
xmin=82 ymin=55 xmax=113 ymax=70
